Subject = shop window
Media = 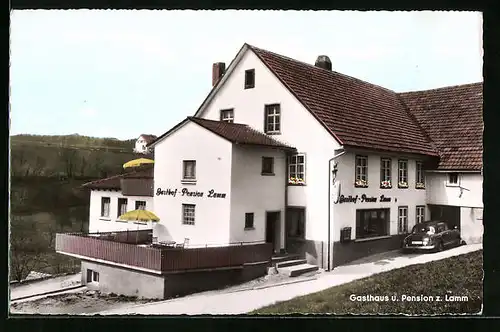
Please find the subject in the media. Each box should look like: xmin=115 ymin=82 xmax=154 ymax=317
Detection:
xmin=355 ymin=209 xmax=389 ymax=239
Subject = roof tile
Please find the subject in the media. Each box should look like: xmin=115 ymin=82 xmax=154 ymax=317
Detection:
xmin=249 ymin=45 xmax=438 ymax=157
xmin=398 ymin=83 xmax=483 ymax=170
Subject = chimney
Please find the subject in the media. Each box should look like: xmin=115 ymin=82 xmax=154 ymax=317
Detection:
xmin=315 ymin=55 xmax=332 ymax=71
xmin=212 ymin=62 xmax=226 ymax=86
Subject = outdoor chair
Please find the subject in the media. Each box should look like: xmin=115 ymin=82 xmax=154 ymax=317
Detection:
xmin=175 ymin=238 xmax=189 ymax=248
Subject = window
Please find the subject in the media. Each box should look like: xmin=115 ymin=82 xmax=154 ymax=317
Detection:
xmin=355 ymin=209 xmax=389 ymax=239
xmin=398 ymin=159 xmax=408 ymax=188
xmin=87 ymin=269 xmax=99 ymax=283
xmin=416 ymin=161 xmax=425 ymax=189
xmin=262 ymin=157 xmax=274 ymax=175
xmin=245 ymin=213 xmax=254 ymax=229
xmin=380 ymin=158 xmax=392 ymax=188
xmin=117 ymin=198 xmax=128 ymax=218
xmin=182 ymin=160 xmax=196 ymax=182
xmin=398 ymin=206 xmax=409 ymax=234
xmin=264 ymin=104 xmax=281 ymax=134
xmin=355 ymin=156 xmax=368 ymax=187
xmin=220 ymin=109 xmax=234 ymax=123
xmin=447 ymin=173 xmax=459 ymax=186
xmin=244 ymin=69 xmax=255 ymax=89
xmin=287 ymin=208 xmax=305 ymax=238
xmin=101 ymin=197 xmax=110 ymax=218
xmin=288 ymin=153 xmax=305 ymax=184
xmin=135 ymin=201 xmax=146 ymax=210
xmin=416 ymin=206 xmax=425 ymax=224
xmin=182 ymin=204 xmax=195 ymax=225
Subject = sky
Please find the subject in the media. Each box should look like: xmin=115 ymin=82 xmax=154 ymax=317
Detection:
xmin=10 ymin=10 xmax=483 ymax=140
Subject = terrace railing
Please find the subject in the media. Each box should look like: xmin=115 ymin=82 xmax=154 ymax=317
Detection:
xmin=55 ymin=231 xmax=273 ymax=273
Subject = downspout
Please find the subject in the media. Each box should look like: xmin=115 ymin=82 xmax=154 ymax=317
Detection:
xmin=327 ymin=148 xmax=346 ymax=271
xmin=284 ymin=151 xmax=289 ymax=254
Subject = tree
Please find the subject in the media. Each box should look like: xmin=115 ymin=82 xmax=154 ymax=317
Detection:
xmin=59 ymin=147 xmax=78 ymax=178
xmin=10 ymin=216 xmax=50 ymax=282
xmin=79 ymin=155 xmax=88 ymax=177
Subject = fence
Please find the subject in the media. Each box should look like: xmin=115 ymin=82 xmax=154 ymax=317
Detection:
xmin=56 ymin=231 xmax=273 ymax=273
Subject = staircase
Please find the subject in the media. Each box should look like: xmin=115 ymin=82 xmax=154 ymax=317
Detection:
xmin=269 ymin=254 xmax=320 ymax=277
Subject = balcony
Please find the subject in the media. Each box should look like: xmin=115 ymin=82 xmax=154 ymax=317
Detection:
xmin=55 ymin=230 xmax=273 ymax=274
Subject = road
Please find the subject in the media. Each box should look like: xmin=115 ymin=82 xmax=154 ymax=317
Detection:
xmin=100 ymin=243 xmax=482 ymax=315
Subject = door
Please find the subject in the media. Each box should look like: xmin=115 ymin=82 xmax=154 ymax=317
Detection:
xmin=266 ymin=211 xmax=280 ymax=252
xmin=437 ymin=223 xmax=450 ymax=246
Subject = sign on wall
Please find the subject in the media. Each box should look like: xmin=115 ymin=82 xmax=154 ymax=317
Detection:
xmin=156 ymin=187 xmax=227 ymax=199
xmin=337 ymin=194 xmax=393 ymax=204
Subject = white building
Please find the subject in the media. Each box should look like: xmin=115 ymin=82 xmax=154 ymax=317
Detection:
xmin=82 ymin=43 xmax=483 ymax=271
xmin=84 ymin=167 xmax=154 ymax=233
xmin=134 ymin=134 xmax=157 ymax=154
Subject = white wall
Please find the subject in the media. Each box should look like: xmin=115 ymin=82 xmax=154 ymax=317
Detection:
xmin=152 ymin=121 xmax=233 ymax=247
xmin=88 ymin=190 xmax=154 ymax=233
xmin=332 ymin=151 xmax=427 ymax=242
xmin=197 ymin=49 xmax=341 ymax=243
xmin=460 ymin=207 xmax=483 ymax=244
xmin=229 ymin=145 xmax=287 ymax=250
xmin=426 ymin=172 xmax=483 ymax=208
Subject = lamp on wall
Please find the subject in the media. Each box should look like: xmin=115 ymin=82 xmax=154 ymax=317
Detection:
xmin=458 ymin=185 xmax=470 ymax=198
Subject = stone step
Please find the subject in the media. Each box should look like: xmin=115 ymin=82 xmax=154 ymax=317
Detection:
xmin=278 ymin=263 xmax=319 ymax=277
xmin=276 ymin=259 xmax=308 ymax=268
xmin=271 ymin=254 xmax=300 ymax=264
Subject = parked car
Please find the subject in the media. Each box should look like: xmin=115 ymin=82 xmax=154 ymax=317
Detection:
xmin=402 ymin=220 xmax=462 ymax=253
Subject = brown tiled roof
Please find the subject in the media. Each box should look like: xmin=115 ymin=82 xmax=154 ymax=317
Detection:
xmin=248 ymin=45 xmax=439 ymax=157
xmin=398 ymin=83 xmax=483 ymax=171
xmin=188 ymin=117 xmax=296 ymax=151
xmin=82 ymin=168 xmax=154 ymax=190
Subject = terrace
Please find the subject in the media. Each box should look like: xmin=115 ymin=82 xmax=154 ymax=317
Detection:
xmin=55 ymin=230 xmax=273 ymax=274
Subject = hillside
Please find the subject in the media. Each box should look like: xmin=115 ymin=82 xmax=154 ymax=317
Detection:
xmin=10 ymin=134 xmax=139 ymax=179
xmin=10 ymin=134 xmax=144 ymax=281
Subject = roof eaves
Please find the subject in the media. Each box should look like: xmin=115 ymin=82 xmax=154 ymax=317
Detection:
xmin=147 ymin=117 xmax=190 ymax=148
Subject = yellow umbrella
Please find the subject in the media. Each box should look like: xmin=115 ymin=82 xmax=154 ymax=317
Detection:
xmin=123 ymin=158 xmax=154 ymax=169
xmin=118 ymin=209 xmax=160 ymax=243
xmin=118 ymin=209 xmax=160 ymax=222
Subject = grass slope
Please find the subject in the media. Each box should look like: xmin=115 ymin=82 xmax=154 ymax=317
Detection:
xmin=253 ymin=250 xmax=483 ymax=315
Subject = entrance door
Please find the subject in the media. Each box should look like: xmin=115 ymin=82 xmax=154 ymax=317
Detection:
xmin=266 ymin=211 xmax=280 ymax=252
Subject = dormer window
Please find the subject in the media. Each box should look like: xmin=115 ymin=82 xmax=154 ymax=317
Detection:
xmin=220 ymin=109 xmax=234 ymax=123
xmin=245 ymin=69 xmax=255 ymax=89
